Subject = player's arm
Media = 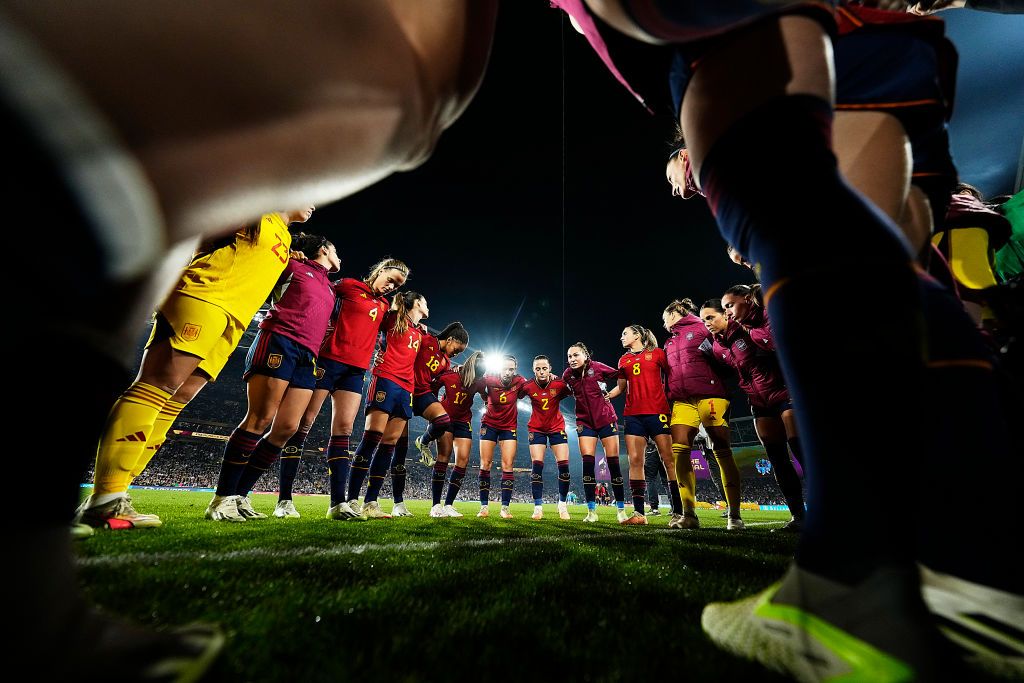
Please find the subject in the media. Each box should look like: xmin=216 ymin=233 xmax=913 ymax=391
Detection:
xmin=604 ymin=377 xmax=627 ymax=401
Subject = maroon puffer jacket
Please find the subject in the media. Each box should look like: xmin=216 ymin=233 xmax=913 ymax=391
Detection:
xmin=664 ymin=315 xmax=728 ymax=402
xmin=711 ymin=319 xmax=789 ymax=410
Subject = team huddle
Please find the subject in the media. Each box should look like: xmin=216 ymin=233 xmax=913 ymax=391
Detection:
xmin=76 ymin=209 xmax=805 ymax=532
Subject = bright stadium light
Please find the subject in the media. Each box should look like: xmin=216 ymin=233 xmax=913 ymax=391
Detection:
xmin=484 ymin=352 xmax=504 ymax=374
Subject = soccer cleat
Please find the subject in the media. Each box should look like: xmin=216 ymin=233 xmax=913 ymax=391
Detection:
xmin=920 ymin=565 xmax=1024 ymax=678
xmin=326 ymin=503 xmax=350 ymax=520
xmin=392 ymin=502 xmax=413 ymax=517
xmin=703 ymin=564 xmax=954 ymax=683
xmin=648 ymin=508 xmax=661 ymax=516
xmin=430 ymin=503 xmax=448 ymax=518
xmin=477 ymin=506 xmax=489 ymax=518
xmin=78 ymin=494 xmax=162 ymax=529
xmin=616 ymin=509 xmax=628 ymax=524
xmin=773 ymin=517 xmax=804 ymax=534
xmin=557 ymin=502 xmax=570 ymax=520
xmin=347 ymin=499 xmax=363 ymax=517
xmin=583 ymin=510 xmax=599 ymax=523
xmin=500 ymin=506 xmax=514 ymax=519
xmin=273 ymin=500 xmax=300 ymax=518
xmin=443 ymin=504 xmax=464 ymax=518
xmin=70 ymin=523 xmax=95 ymax=540
xmin=204 ymin=495 xmax=246 ymax=523
xmin=361 ymin=501 xmax=391 ymax=519
xmin=727 ymin=516 xmax=745 ymax=531
xmin=668 ymin=513 xmax=685 ymax=528
xmin=671 ymin=513 xmax=700 ymax=530
xmin=236 ymin=496 xmax=268 ymax=519
xmin=414 ymin=435 xmax=435 ymax=467
xmin=531 ymin=507 xmax=543 ymax=520
xmin=621 ymin=511 xmax=648 ymax=526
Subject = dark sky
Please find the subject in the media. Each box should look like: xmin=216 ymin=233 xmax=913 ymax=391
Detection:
xmin=310 ymin=2 xmax=1024 ymax=385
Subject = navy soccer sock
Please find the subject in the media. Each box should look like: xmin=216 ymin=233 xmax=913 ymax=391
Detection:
xmin=277 ymin=430 xmax=307 ymax=501
xmin=236 ymin=437 xmax=283 ymax=497
xmin=668 ymin=481 xmax=683 ymax=515
xmin=479 ymin=469 xmax=491 ymax=505
xmin=557 ymin=461 xmax=570 ymax=502
xmin=630 ymin=479 xmax=646 ymax=515
xmin=431 ymin=461 xmax=448 ymax=505
xmin=530 ymin=460 xmax=544 ymax=505
xmin=582 ymin=455 xmax=597 ymax=506
xmin=445 ymin=466 xmax=467 ymax=506
xmin=422 ymin=414 xmax=452 ymax=446
xmin=364 ymin=443 xmax=396 ymax=504
xmin=500 ymin=472 xmax=515 ymax=507
xmin=215 ymin=429 xmax=262 ymax=497
xmin=606 ymin=456 xmax=625 ymax=506
xmin=763 ymin=441 xmax=805 ymax=521
xmin=346 ymin=430 xmax=381 ymax=503
xmin=327 ymin=434 xmax=352 ymax=506
xmin=390 ymin=435 xmax=409 ymax=503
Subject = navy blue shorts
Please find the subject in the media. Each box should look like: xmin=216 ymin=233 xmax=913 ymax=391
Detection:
xmin=624 ymin=414 xmax=671 ymax=437
xmin=413 ymin=392 xmax=440 ymax=417
xmin=529 ymin=430 xmax=568 ymax=446
xmin=480 ymin=425 xmax=516 ymax=442
xmin=314 ymin=356 xmax=366 ymax=394
xmin=365 ymin=375 xmax=413 ymax=420
xmin=578 ymin=423 xmax=617 ymax=439
xmin=244 ymin=330 xmax=317 ymax=390
xmin=451 ymin=421 xmax=472 ymax=440
xmin=751 ymin=399 xmax=794 ymax=419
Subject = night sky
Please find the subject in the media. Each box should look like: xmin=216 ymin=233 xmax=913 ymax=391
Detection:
xmin=300 ymin=3 xmax=1022 ymax=414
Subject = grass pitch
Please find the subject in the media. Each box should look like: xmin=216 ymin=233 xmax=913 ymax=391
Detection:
xmin=75 ymin=489 xmax=797 ymax=681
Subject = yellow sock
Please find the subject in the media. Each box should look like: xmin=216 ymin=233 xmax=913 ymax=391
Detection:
xmin=672 ymin=443 xmax=696 ymax=512
xmin=93 ymin=382 xmax=172 ymax=496
xmin=130 ymin=399 xmax=187 ymax=481
xmin=713 ymin=448 xmax=742 ymax=516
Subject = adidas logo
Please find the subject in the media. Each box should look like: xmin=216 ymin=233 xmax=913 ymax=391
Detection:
xmin=115 ymin=430 xmax=148 ymax=442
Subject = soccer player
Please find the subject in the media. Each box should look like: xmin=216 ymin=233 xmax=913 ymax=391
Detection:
xmin=704 ymin=295 xmax=806 ymax=532
xmin=276 ymin=257 xmax=408 ymax=519
xmin=429 ymin=351 xmax=487 ymax=518
xmin=521 ymin=355 xmax=573 ymax=520
xmin=478 ymin=355 xmax=528 ymax=518
xmin=346 ymin=291 xmax=429 ymax=520
xmin=661 ymin=298 xmax=741 ymax=531
xmin=205 ymin=232 xmax=340 ymax=522
xmin=386 ymin=321 xmax=469 ymax=516
xmin=77 ymin=210 xmax=309 ymax=529
xmin=562 ymin=343 xmax=626 ymax=523
xmin=605 ymin=326 xmax=681 ymax=526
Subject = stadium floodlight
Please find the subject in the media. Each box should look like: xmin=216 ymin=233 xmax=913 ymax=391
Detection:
xmin=484 ymin=352 xmax=504 ymax=374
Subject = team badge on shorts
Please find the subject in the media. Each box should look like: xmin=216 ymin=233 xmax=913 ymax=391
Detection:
xmin=181 ymin=323 xmax=202 ymax=342
xmin=375 ymin=390 xmax=386 ymax=403
xmin=313 ymin=366 xmax=325 ymax=380
xmin=268 ymin=353 xmax=283 ymax=369
xmin=481 ymin=427 xmax=488 ymax=436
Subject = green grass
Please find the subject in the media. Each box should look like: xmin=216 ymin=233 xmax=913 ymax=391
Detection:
xmin=75 ymin=489 xmax=797 ymax=681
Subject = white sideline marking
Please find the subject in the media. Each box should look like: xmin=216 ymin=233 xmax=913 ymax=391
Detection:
xmin=76 ymin=528 xmax=695 ymax=569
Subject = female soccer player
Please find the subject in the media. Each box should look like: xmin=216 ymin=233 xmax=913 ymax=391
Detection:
xmin=478 ymin=356 xmax=528 ymax=518
xmin=386 ymin=322 xmax=469 ymax=517
xmin=605 ymin=325 xmax=682 ymax=526
xmin=562 ymin=343 xmax=626 ymax=523
xmin=662 ymin=298 xmax=742 ymax=530
xmin=429 ymin=351 xmax=487 ymax=518
xmin=703 ymin=294 xmax=805 ymax=531
xmin=205 ymin=231 xmax=340 ymax=522
xmin=78 ymin=209 xmax=310 ymax=529
xmin=276 ymin=257 xmax=408 ymax=520
xmin=346 ymin=291 xmax=429 ymax=519
xmin=521 ymin=355 xmax=573 ymax=520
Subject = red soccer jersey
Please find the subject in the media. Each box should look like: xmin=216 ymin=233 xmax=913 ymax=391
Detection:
xmin=413 ymin=333 xmax=451 ymax=395
xmin=481 ymin=374 xmax=527 ymax=430
xmin=435 ymin=370 xmax=485 ymax=423
xmin=372 ymin=312 xmax=423 ymax=392
xmin=618 ymin=348 xmax=671 ymax=416
xmin=319 ymin=278 xmax=390 ymax=369
xmin=520 ymin=378 xmax=571 ymax=432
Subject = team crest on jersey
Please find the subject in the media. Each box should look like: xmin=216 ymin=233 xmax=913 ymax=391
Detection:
xmin=587 ymin=369 xmax=594 ymax=376
xmin=735 ymin=339 xmax=747 ymax=351
xmin=267 ymin=353 xmax=283 ymax=369
xmin=685 ymin=332 xmax=694 ymax=341
xmin=181 ymin=323 xmax=202 ymax=342
xmin=645 ymin=352 xmax=652 ymax=361
xmin=375 ymin=390 xmax=386 ymax=403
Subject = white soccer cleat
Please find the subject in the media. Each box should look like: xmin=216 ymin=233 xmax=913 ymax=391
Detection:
xmin=500 ymin=506 xmax=514 ymax=519
xmin=77 ymin=494 xmax=163 ymax=530
xmin=531 ymin=506 xmax=543 ymax=520
xmin=476 ymin=506 xmax=489 ymax=518
xmin=392 ymin=501 xmax=413 ymax=517
xmin=273 ymin=500 xmax=300 ymax=518
xmin=429 ymin=503 xmax=448 ymax=518
xmin=616 ymin=508 xmax=628 ymax=524
xmin=205 ymin=495 xmax=246 ymax=523
xmin=443 ymin=504 xmax=464 ymax=518
xmin=621 ymin=511 xmax=648 ymax=526
xmin=647 ymin=508 xmax=661 ymax=516
xmin=326 ymin=503 xmax=349 ymax=520
xmin=557 ymin=502 xmax=570 ymax=520
xmin=667 ymin=513 xmax=684 ymax=528
xmin=726 ymin=516 xmax=745 ymax=531
xmin=70 ymin=523 xmax=95 ymax=540
xmin=236 ymin=496 xmax=268 ymax=519
xmin=361 ymin=501 xmax=391 ymax=519
xmin=582 ymin=510 xmax=599 ymax=523
xmin=347 ymin=499 xmax=363 ymax=517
